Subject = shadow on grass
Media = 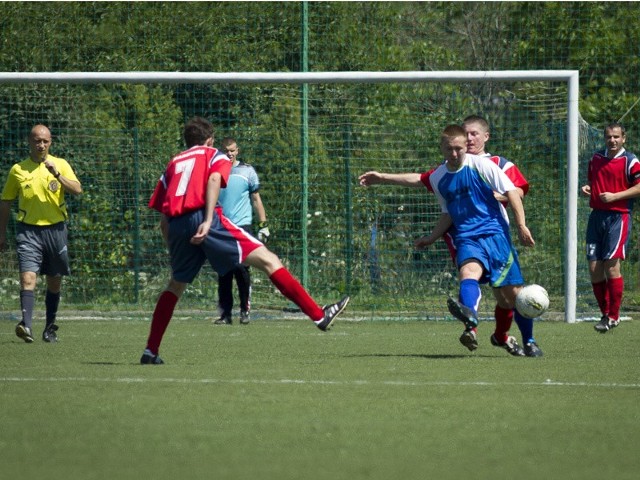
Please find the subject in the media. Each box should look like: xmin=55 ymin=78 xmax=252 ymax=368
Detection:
xmin=344 ymin=353 xmax=490 ymax=359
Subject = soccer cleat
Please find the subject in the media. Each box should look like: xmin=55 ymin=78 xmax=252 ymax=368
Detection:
xmin=213 ymin=314 xmax=232 ymax=325
xmin=15 ymin=323 xmax=34 ymax=343
xmin=447 ymin=297 xmax=479 ymax=329
xmin=459 ymin=329 xmax=478 ymax=351
xmin=140 ymin=349 xmax=164 ymax=365
xmin=490 ymin=334 xmax=525 ymax=357
xmin=524 ymin=342 xmax=543 ymax=357
xmin=316 ymin=295 xmax=350 ymax=331
xmin=594 ymin=315 xmax=619 ymax=333
xmin=240 ymin=311 xmax=250 ymax=325
xmin=42 ymin=324 xmax=59 ymax=343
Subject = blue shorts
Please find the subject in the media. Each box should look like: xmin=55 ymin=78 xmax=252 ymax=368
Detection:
xmin=168 ymin=207 xmax=263 ymax=283
xmin=455 ymin=232 xmax=524 ymax=288
xmin=586 ymin=209 xmax=631 ymax=261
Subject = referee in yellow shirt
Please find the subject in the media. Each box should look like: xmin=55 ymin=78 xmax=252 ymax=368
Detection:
xmin=0 ymin=124 xmax=82 ymax=343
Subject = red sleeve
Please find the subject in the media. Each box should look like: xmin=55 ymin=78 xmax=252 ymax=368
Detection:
xmin=420 ymin=169 xmax=435 ymax=192
xmin=503 ymin=164 xmax=530 ymax=196
xmin=148 ymin=177 xmax=166 ymax=212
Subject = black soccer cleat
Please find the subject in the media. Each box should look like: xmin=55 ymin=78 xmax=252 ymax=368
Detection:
xmin=447 ymin=297 xmax=479 ymax=329
xmin=459 ymin=329 xmax=478 ymax=351
xmin=594 ymin=315 xmax=619 ymax=333
xmin=42 ymin=324 xmax=59 ymax=343
xmin=15 ymin=323 xmax=34 ymax=343
xmin=213 ymin=314 xmax=232 ymax=325
xmin=490 ymin=333 xmax=525 ymax=357
xmin=524 ymin=342 xmax=543 ymax=358
xmin=140 ymin=349 xmax=164 ymax=365
xmin=316 ymin=296 xmax=350 ymax=331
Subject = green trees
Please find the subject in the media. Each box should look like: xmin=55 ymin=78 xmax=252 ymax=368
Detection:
xmin=0 ymin=2 xmax=637 ymax=310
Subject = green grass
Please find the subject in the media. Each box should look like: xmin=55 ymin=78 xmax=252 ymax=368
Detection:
xmin=1 ymin=315 xmax=639 ymax=480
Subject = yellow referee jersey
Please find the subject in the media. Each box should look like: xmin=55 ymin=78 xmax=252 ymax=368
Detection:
xmin=1 ymin=155 xmax=79 ymax=225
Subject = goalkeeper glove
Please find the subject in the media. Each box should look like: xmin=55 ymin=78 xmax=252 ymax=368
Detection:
xmin=257 ymin=221 xmax=270 ymax=243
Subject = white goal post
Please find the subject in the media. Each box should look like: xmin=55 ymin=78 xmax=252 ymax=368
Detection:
xmin=0 ymin=70 xmax=580 ymax=323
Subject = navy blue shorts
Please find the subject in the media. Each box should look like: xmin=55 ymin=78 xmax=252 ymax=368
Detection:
xmin=168 ymin=208 xmax=263 ymax=283
xmin=586 ymin=209 xmax=631 ymax=261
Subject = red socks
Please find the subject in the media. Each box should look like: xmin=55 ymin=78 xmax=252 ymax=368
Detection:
xmin=607 ymin=276 xmax=624 ymax=321
xmin=591 ymin=280 xmax=609 ymax=316
xmin=269 ymin=268 xmax=324 ymax=321
xmin=493 ymin=305 xmax=514 ymax=343
xmin=146 ymin=291 xmax=179 ymax=355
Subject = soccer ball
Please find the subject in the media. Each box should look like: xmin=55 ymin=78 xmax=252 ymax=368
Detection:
xmin=515 ymin=284 xmax=550 ymax=319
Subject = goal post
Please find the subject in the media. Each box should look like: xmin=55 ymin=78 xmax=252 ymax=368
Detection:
xmin=0 ymin=70 xmax=580 ymax=323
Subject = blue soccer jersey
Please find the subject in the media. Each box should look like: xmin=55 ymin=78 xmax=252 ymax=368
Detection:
xmin=425 ymin=154 xmax=516 ymax=238
xmin=218 ymin=162 xmax=260 ymax=226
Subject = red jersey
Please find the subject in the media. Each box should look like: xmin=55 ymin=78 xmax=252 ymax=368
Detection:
xmin=149 ymin=145 xmax=232 ymax=217
xmin=588 ymin=148 xmax=640 ymax=213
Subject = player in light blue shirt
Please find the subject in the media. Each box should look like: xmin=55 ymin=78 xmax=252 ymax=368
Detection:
xmin=214 ymin=138 xmax=269 ymax=325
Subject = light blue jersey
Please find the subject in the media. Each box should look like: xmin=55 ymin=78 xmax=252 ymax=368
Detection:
xmin=218 ymin=162 xmax=260 ymax=226
xmin=427 ymin=154 xmax=515 ymax=239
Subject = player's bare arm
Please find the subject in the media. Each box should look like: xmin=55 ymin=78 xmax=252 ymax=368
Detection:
xmin=506 ymin=189 xmax=535 ymax=247
xmin=191 ymin=171 xmax=223 ymax=245
xmin=599 ymin=182 xmax=640 ymax=203
xmin=494 ymin=186 xmax=524 ymax=203
xmin=44 ymin=159 xmax=82 ymax=195
xmin=359 ymin=171 xmax=423 ymax=188
xmin=0 ymin=200 xmax=11 ymax=251
xmin=414 ymin=213 xmax=453 ymax=250
xmin=159 ymin=215 xmax=169 ymax=245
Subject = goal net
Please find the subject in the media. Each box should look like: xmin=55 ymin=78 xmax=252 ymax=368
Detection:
xmin=0 ymin=71 xmax=592 ymax=323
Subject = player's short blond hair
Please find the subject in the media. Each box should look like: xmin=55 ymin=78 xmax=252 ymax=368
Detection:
xmin=441 ymin=124 xmax=466 ymax=142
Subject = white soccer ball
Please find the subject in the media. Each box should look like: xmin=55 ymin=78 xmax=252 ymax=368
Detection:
xmin=515 ymin=284 xmax=550 ymax=319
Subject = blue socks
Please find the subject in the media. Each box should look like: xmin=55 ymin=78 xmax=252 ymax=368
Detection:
xmin=514 ymin=311 xmax=535 ymax=344
xmin=459 ymin=279 xmax=482 ymax=316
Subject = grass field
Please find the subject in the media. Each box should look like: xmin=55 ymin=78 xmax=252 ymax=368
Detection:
xmin=1 ymin=313 xmax=639 ymax=480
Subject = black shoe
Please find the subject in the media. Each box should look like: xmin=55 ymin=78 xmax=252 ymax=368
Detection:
xmin=240 ymin=311 xmax=250 ymax=325
xmin=459 ymin=329 xmax=478 ymax=351
xmin=594 ymin=315 xmax=619 ymax=333
xmin=524 ymin=342 xmax=543 ymax=357
xmin=140 ymin=349 xmax=164 ymax=365
xmin=316 ymin=296 xmax=350 ymax=331
xmin=447 ymin=297 xmax=479 ymax=329
xmin=43 ymin=324 xmax=59 ymax=343
xmin=15 ymin=323 xmax=34 ymax=343
xmin=213 ymin=314 xmax=232 ymax=325
xmin=490 ymin=333 xmax=525 ymax=357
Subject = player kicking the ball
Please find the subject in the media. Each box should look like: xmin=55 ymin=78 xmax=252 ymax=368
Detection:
xmin=140 ymin=117 xmax=349 ymax=364
xmin=359 ymin=125 xmax=542 ymax=357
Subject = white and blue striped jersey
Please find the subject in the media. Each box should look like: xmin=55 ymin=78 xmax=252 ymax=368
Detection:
xmin=424 ymin=154 xmax=516 ymax=238
xmin=218 ymin=162 xmax=260 ymax=226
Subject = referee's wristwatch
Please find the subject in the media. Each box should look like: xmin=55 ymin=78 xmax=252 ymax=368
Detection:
xmin=54 ymin=172 xmax=61 ymax=179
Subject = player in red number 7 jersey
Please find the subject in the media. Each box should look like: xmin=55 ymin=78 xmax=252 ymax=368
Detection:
xmin=140 ymin=117 xmax=349 ymax=364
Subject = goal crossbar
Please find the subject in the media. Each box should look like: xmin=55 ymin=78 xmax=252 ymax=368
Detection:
xmin=0 ymin=70 xmax=580 ymax=322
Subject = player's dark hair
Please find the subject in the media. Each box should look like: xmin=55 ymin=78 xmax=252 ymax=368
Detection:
xmin=184 ymin=117 xmax=214 ymax=147
xmin=462 ymin=115 xmax=489 ymax=131
xmin=220 ymin=137 xmax=237 ymax=148
xmin=605 ymin=122 xmax=626 ymax=137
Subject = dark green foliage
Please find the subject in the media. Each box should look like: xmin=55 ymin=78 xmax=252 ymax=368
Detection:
xmin=0 ymin=2 xmax=639 ymax=318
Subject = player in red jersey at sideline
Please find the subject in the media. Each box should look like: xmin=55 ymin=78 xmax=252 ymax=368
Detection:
xmin=581 ymin=122 xmax=640 ymax=333
xmin=421 ymin=115 xmax=542 ymax=357
xmin=140 ymin=117 xmax=349 ymax=364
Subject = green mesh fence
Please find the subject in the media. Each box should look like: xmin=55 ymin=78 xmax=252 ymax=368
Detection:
xmin=1 ymin=2 xmax=640 ymax=320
